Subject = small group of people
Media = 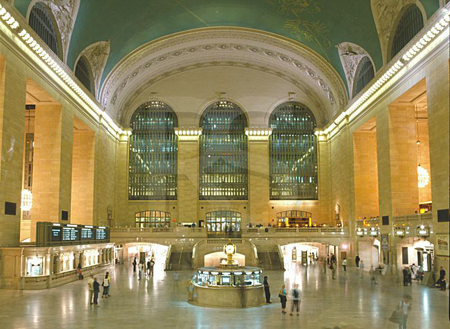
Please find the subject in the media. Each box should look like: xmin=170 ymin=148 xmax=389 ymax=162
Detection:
xmin=263 ymin=276 xmax=302 ymax=316
xmin=402 ymin=267 xmax=413 ymax=286
xmin=132 ymin=257 xmax=155 ymax=280
xmin=87 ymin=272 xmax=111 ymax=306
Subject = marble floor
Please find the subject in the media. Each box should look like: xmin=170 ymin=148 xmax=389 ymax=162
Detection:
xmin=0 ymin=262 xmax=448 ymax=329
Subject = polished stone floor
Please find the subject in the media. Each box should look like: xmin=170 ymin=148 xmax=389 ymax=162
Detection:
xmin=0 ymin=262 xmax=448 ymax=329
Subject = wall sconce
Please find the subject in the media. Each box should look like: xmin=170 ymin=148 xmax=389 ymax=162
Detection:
xmin=395 ymin=227 xmax=405 ymax=237
xmin=416 ymin=225 xmax=430 ymax=237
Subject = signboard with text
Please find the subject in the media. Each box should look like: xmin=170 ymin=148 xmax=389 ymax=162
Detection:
xmin=36 ymin=222 xmax=110 ymax=247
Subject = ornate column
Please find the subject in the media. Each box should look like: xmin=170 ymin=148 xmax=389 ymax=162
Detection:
xmin=175 ymin=128 xmax=201 ymax=225
xmin=246 ymin=128 xmax=272 ymax=225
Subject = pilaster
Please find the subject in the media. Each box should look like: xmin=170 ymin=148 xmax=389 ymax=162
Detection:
xmin=31 ymin=104 xmax=74 ymax=241
xmin=0 ymin=57 xmax=26 ymax=246
xmin=176 ymin=128 xmax=201 ymax=224
xmin=246 ymin=128 xmax=271 ymax=225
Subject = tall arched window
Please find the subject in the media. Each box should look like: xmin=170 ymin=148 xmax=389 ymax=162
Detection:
xmin=390 ymin=5 xmax=424 ymax=60
xmin=29 ymin=2 xmax=60 ymax=57
xmin=199 ymin=101 xmax=248 ymax=200
xmin=353 ymin=57 xmax=375 ymax=98
xmin=269 ymin=102 xmax=318 ymax=200
xmin=75 ymin=56 xmax=94 ymax=94
xmin=128 ymin=101 xmax=178 ymax=200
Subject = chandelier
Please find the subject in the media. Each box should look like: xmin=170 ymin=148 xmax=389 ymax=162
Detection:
xmin=21 ymin=189 xmax=33 ymax=211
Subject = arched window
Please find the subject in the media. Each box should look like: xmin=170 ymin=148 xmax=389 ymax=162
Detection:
xmin=199 ymin=101 xmax=248 ymax=200
xmin=269 ymin=102 xmax=318 ymax=200
xmin=390 ymin=5 xmax=424 ymax=60
xmin=353 ymin=57 xmax=375 ymax=98
xmin=135 ymin=210 xmax=171 ymax=228
xmin=29 ymin=2 xmax=60 ymax=57
xmin=75 ymin=56 xmax=94 ymax=94
xmin=128 ymin=101 xmax=178 ymax=200
xmin=206 ymin=210 xmax=242 ymax=236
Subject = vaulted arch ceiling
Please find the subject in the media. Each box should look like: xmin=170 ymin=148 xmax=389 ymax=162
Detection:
xmin=99 ymin=28 xmax=347 ymax=126
xmin=13 ymin=0 xmax=441 ymax=121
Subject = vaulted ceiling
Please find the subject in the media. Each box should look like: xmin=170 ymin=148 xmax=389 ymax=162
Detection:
xmin=14 ymin=0 xmax=439 ymax=84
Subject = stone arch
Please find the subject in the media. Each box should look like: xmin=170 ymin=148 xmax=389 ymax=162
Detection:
xmin=99 ymin=27 xmax=347 ymax=127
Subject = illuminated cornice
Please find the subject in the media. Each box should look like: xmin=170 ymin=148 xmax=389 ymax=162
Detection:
xmin=245 ymin=128 xmax=273 ymax=141
xmin=321 ymin=8 xmax=450 ymax=138
xmin=174 ymin=128 xmax=202 ymax=141
xmin=0 ymin=3 xmax=125 ymax=139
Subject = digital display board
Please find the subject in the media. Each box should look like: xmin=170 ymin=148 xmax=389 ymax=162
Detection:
xmin=51 ymin=228 xmax=62 ymax=241
xmin=62 ymin=227 xmax=79 ymax=241
xmin=36 ymin=222 xmax=110 ymax=247
xmin=81 ymin=228 xmax=94 ymax=240
xmin=96 ymin=229 xmax=107 ymax=240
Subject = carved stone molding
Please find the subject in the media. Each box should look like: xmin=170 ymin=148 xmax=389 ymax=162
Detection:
xmin=337 ymin=42 xmax=374 ymax=98
xmin=119 ymin=59 xmax=328 ymax=128
xmin=371 ymin=0 xmax=424 ymax=63
xmin=75 ymin=41 xmax=110 ymax=99
xmin=99 ymin=28 xmax=348 ymax=124
xmin=27 ymin=0 xmax=80 ymax=63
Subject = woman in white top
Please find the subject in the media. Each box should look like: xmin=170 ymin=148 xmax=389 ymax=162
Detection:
xmin=102 ymin=272 xmax=111 ymax=298
xmin=398 ymin=295 xmax=412 ymax=329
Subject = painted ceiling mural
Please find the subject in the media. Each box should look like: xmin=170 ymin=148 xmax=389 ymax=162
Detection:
xmin=13 ymin=0 xmax=440 ymax=93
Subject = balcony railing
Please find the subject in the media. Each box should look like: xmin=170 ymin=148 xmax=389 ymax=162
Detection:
xmin=110 ymin=226 xmax=349 ymax=239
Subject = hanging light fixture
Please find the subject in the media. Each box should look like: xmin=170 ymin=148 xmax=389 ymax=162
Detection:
xmin=21 ymin=107 xmax=33 ymax=211
xmin=415 ymin=105 xmax=429 ymax=188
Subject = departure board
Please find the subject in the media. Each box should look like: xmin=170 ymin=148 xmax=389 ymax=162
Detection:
xmin=51 ymin=228 xmax=62 ymax=241
xmin=96 ymin=229 xmax=107 ymax=240
xmin=62 ymin=227 xmax=78 ymax=241
xmin=36 ymin=222 xmax=110 ymax=246
xmin=81 ymin=228 xmax=94 ymax=240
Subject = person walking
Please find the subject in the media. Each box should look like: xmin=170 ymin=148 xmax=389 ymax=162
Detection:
xmin=132 ymin=257 xmax=137 ymax=273
xmin=87 ymin=275 xmax=94 ymax=305
xmin=402 ymin=267 xmax=409 ymax=286
xmin=322 ymin=258 xmax=327 ymax=274
xmin=102 ymin=272 xmax=110 ymax=298
xmin=331 ymin=254 xmax=336 ymax=265
xmin=397 ymin=295 xmax=412 ymax=329
xmin=369 ymin=265 xmax=377 ymax=285
xmin=436 ymin=266 xmax=446 ymax=291
xmin=146 ymin=259 xmax=151 ymax=276
xmin=355 ymin=255 xmax=360 ymax=268
xmin=77 ymin=263 xmax=83 ymax=280
xmin=263 ymin=276 xmax=271 ymax=303
xmin=330 ymin=262 xmax=336 ymax=280
xmin=289 ymin=284 xmax=301 ymax=316
xmin=138 ymin=262 xmax=143 ymax=280
xmin=360 ymin=260 xmax=365 ymax=278
xmin=342 ymin=258 xmax=347 ymax=272
xmin=93 ymin=277 xmax=100 ymax=307
xmin=149 ymin=259 xmax=155 ymax=276
xmin=279 ymin=284 xmax=287 ymax=314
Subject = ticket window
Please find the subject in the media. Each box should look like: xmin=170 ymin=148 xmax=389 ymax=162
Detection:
xmin=26 ymin=257 xmax=44 ymax=276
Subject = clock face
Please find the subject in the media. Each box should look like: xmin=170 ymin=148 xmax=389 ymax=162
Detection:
xmin=225 ymin=244 xmax=235 ymax=254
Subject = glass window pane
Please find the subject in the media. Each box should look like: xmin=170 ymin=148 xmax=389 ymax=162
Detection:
xmin=199 ymin=101 xmax=248 ymax=200
xmin=269 ymin=102 xmax=318 ymax=200
xmin=128 ymin=102 xmax=178 ymax=200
